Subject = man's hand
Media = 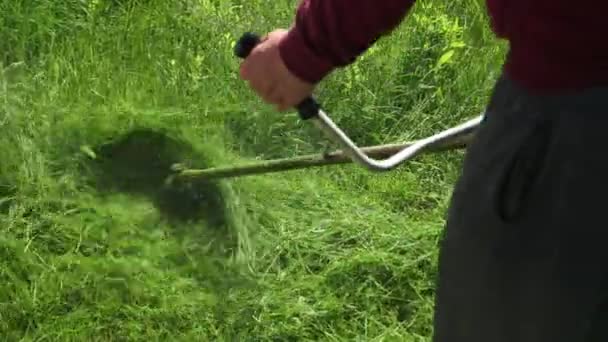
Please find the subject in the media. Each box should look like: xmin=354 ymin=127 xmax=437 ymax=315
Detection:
xmin=239 ymin=29 xmax=315 ymax=112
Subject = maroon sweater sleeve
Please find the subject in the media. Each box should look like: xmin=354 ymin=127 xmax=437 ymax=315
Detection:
xmin=278 ymin=0 xmax=416 ymax=84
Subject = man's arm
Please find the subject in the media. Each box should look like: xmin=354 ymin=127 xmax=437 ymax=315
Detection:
xmin=278 ymin=0 xmax=417 ymax=84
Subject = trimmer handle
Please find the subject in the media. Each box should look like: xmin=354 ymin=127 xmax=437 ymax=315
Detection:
xmin=234 ymin=32 xmax=320 ymax=120
xmin=234 ymin=31 xmax=483 ymax=172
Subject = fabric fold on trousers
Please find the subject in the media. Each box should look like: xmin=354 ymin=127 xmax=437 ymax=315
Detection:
xmin=432 ymin=73 xmax=608 ymax=342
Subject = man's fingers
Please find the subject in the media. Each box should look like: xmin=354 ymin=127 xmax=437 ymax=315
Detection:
xmin=238 ymin=28 xmax=316 ymax=113
xmin=247 ymin=76 xmax=281 ymax=106
xmin=276 ymin=102 xmax=291 ymax=112
xmin=239 ymin=62 xmax=250 ymax=80
xmin=260 ymin=84 xmax=281 ymax=104
xmin=239 ymin=41 xmax=266 ymax=80
xmin=276 ymin=95 xmax=297 ymax=112
xmin=280 ymin=93 xmax=309 ymax=112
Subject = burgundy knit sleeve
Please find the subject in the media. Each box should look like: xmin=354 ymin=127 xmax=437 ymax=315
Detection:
xmin=278 ymin=0 xmax=416 ymax=84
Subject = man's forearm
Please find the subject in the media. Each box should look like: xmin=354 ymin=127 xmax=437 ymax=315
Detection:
xmin=278 ymin=0 xmax=416 ymax=84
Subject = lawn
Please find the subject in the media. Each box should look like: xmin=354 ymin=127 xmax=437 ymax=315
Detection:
xmin=1 ymin=0 xmax=506 ymax=340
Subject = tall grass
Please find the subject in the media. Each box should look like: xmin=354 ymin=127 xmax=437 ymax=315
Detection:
xmin=0 ymin=0 xmax=506 ymax=340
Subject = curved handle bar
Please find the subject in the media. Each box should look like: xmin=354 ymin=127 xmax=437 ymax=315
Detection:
xmin=235 ymin=32 xmax=483 ymax=171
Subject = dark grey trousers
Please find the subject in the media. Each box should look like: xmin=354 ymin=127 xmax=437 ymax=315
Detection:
xmin=433 ymin=74 xmax=608 ymax=342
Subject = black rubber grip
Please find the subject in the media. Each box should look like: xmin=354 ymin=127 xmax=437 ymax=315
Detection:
xmin=234 ymin=32 xmax=320 ymax=120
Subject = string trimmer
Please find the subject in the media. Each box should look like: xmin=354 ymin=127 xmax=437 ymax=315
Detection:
xmin=164 ymin=32 xmax=483 ymax=185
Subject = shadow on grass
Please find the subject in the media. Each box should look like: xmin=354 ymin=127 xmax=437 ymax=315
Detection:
xmin=75 ymin=128 xmax=262 ymax=322
xmin=81 ymin=127 xmax=239 ymax=256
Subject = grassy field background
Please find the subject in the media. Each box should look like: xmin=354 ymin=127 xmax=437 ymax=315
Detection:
xmin=1 ymin=0 xmax=507 ymax=340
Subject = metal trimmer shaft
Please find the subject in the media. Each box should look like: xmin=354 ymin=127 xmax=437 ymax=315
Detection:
xmin=167 ymin=115 xmax=479 ymax=183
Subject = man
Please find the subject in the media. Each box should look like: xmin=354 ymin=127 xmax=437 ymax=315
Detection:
xmin=239 ymin=1 xmax=608 ymax=341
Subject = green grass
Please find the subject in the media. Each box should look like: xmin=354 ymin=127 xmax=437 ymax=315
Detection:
xmin=1 ymin=0 xmax=507 ymax=340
